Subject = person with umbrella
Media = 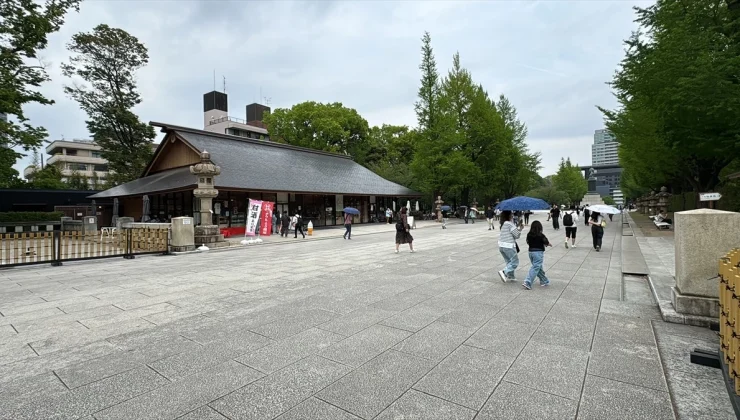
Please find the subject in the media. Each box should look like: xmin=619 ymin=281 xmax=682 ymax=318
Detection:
xmin=498 ymin=210 xmax=523 ymax=282
xmin=343 ymin=207 xmax=359 ymax=240
xmin=441 ymin=205 xmax=451 ymax=229
xmin=587 ymin=204 xmax=618 ymax=251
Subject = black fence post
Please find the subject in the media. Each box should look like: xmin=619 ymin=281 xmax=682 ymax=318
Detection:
xmin=124 ymin=228 xmax=135 ymax=260
xmin=51 ymin=230 xmax=62 ymax=267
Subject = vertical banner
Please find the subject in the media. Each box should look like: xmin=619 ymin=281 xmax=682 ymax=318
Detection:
xmin=259 ymin=201 xmax=274 ymax=236
xmin=246 ymin=199 xmax=263 ymax=237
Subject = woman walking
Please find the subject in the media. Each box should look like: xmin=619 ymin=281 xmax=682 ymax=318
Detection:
xmin=498 ymin=211 xmax=523 ymax=283
xmin=589 ymin=211 xmax=605 ymax=251
xmin=395 ymin=207 xmax=414 ymax=253
xmin=523 ymin=221 xmax=552 ymax=289
xmin=343 ymin=212 xmax=353 ymax=240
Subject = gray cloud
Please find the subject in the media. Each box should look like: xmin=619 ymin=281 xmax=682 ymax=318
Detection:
xmin=13 ymin=0 xmax=652 ymax=177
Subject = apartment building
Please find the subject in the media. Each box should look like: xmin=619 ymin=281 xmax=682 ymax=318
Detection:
xmin=24 ymin=139 xmax=109 ymax=186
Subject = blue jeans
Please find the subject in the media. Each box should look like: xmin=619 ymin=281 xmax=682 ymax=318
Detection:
xmin=525 ymin=251 xmax=550 ymax=286
xmin=499 ymin=247 xmax=519 ymax=279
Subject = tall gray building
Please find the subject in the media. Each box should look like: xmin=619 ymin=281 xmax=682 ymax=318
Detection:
xmin=591 ymin=129 xmax=619 ymax=166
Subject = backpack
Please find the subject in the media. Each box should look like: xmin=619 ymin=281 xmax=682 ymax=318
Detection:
xmin=563 ymin=212 xmax=573 ymax=226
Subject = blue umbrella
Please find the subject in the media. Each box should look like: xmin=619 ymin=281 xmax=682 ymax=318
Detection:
xmin=343 ymin=207 xmax=360 ymax=215
xmin=440 ymin=205 xmax=452 ymax=211
xmin=495 ymin=196 xmax=550 ymax=211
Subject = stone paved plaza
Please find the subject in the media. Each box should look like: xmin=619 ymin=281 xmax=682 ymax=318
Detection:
xmin=0 ymin=213 xmax=733 ymax=419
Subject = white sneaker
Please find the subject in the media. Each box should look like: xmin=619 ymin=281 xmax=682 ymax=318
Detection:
xmin=410 ymin=250 xmax=415 ymax=253
xmin=565 ymin=240 xmax=569 ymax=249
xmin=571 ymin=244 xmax=577 ymax=248
xmin=394 ymin=250 xmax=399 ymax=254
xmin=498 ymin=270 xmax=507 ymax=283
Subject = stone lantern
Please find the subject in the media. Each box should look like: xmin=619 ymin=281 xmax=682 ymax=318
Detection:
xmin=648 ymin=190 xmax=658 ymax=216
xmin=656 ymin=186 xmax=671 ymax=213
xmin=190 ymin=150 xmax=226 ymax=246
xmin=434 ymin=196 xmax=444 ymax=223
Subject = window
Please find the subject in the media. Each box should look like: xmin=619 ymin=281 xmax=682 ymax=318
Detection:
xmin=92 ymin=151 xmax=102 ymax=158
xmin=93 ymin=164 xmax=108 ymax=172
xmin=68 ymin=163 xmax=87 ymax=171
xmin=66 ymin=149 xmax=78 ymax=156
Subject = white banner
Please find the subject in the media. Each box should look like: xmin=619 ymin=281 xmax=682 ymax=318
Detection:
xmin=245 ymin=199 xmax=263 ymax=237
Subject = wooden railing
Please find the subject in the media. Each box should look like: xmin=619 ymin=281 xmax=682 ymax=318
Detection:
xmin=719 ymin=248 xmax=740 ymax=395
xmin=0 ymin=227 xmax=169 ymax=267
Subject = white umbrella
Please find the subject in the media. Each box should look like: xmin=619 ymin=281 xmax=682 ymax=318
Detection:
xmin=588 ymin=204 xmax=620 ymax=215
xmin=415 ymin=201 xmax=419 ymax=211
xmin=406 ymin=200 xmax=411 ymax=211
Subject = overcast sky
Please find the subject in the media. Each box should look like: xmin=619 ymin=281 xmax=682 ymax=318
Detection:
xmin=14 ymin=0 xmax=652 ymax=177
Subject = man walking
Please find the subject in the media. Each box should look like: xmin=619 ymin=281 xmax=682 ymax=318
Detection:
xmin=485 ymin=206 xmax=495 ymax=230
xmin=584 ymin=205 xmax=591 ymax=227
xmin=550 ymin=205 xmax=561 ymax=231
xmin=563 ymin=206 xmax=578 ymax=248
xmin=293 ymin=213 xmax=305 ymax=238
xmin=280 ymin=212 xmax=290 ymax=237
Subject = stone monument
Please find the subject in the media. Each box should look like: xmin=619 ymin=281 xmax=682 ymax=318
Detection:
xmin=580 ymin=168 xmax=605 ymax=206
xmin=672 ymin=209 xmax=740 ymax=320
xmin=434 ymin=196 xmax=444 ymax=223
xmin=656 ymin=186 xmax=671 ymax=212
xmin=190 ymin=151 xmax=228 ymax=248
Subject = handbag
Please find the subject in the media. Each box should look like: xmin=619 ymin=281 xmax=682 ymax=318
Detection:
xmin=601 ymin=220 xmax=607 ymax=228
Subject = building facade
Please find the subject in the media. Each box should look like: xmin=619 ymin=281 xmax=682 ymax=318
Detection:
xmin=592 ymin=129 xmax=619 ymax=166
xmin=203 ymin=91 xmax=270 ymax=141
xmin=24 ymin=139 xmax=109 ymax=185
xmin=90 ymin=122 xmax=421 ymax=229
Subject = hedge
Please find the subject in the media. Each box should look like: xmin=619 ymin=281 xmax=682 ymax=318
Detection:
xmin=0 ymin=212 xmax=65 ymax=223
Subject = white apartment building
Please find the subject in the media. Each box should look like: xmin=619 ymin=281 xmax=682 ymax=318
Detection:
xmin=24 ymin=139 xmax=109 ymax=185
xmin=592 ymin=129 xmax=619 ymax=166
xmin=202 ymin=91 xmax=271 ymax=140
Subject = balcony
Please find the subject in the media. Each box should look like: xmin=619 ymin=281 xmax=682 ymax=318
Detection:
xmin=47 ymin=154 xmax=108 ymax=166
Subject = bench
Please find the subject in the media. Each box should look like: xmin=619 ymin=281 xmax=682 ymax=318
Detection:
xmin=649 ymin=216 xmax=671 ymax=230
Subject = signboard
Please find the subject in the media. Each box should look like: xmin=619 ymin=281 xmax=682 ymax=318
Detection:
xmin=699 ymin=192 xmax=722 ymax=202
xmin=245 ymin=199 xmax=263 ymax=236
xmin=259 ymin=201 xmax=274 ymax=236
xmin=183 ymin=219 xmax=191 ymax=225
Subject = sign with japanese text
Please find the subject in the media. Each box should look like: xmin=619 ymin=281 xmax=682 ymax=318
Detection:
xmin=259 ymin=201 xmax=274 ymax=236
xmin=699 ymin=192 xmax=722 ymax=202
xmin=245 ymin=199 xmax=263 ymax=236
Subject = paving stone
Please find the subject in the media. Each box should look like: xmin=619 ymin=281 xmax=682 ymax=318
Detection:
xmin=530 ymin=316 xmax=595 ymax=351
xmin=94 ymin=360 xmax=263 ymax=420
xmin=588 ymin=337 xmax=668 ymax=392
xmin=594 ymin=312 xmax=656 ymax=346
xmin=177 ymin=405 xmax=229 ymax=420
xmin=378 ymin=304 xmax=447 ymax=332
xmin=374 ymin=389 xmax=475 ymax=420
xmin=318 ymin=306 xmax=397 ymax=336
xmin=149 ymin=329 xmax=272 ymax=380
xmin=503 ymin=341 xmax=589 ymax=400
xmin=317 ymin=350 xmax=435 ymax=419
xmin=437 ymin=303 xmax=499 ymax=328
xmin=655 ymin=332 xmax=722 ymax=380
xmin=320 ymin=324 xmax=410 ymax=367
xmin=414 ymin=345 xmax=513 ymax=410
xmin=465 ymin=320 xmax=537 ymax=357
xmin=578 ymin=374 xmax=674 ymax=420
xmin=664 ymin=368 xmax=736 ymax=420
xmin=210 ymin=355 xmax=350 ymax=420
xmin=0 ymin=372 xmax=68 ymax=414
xmin=275 ymin=397 xmax=361 ymax=420
xmin=371 ymin=290 xmax=431 ymax=311
xmin=54 ymin=352 xmax=140 ymax=389
xmin=476 ymin=381 xmax=578 ymax=420
xmin=393 ymin=321 xmax=476 ymax=361
xmin=238 ymin=328 xmax=344 ymax=373
xmin=599 ymin=299 xmax=661 ymax=320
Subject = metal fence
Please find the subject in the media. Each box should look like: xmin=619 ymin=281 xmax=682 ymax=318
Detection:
xmin=0 ymin=227 xmax=169 ymax=268
xmin=719 ymin=248 xmax=740 ymax=395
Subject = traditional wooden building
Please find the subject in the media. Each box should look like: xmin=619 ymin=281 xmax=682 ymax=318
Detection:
xmin=89 ymin=122 xmax=420 ymax=229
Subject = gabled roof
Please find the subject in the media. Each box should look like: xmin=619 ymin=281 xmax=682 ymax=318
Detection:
xmin=90 ymin=123 xmax=420 ymax=198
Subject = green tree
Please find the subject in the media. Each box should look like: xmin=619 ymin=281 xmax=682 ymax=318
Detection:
xmin=0 ymin=147 xmax=23 ymax=187
xmin=602 ymin=196 xmax=616 ymax=206
xmin=263 ymin=101 xmax=370 ymax=164
xmin=497 ymin=95 xmax=541 ymax=198
xmin=62 ymin=24 xmax=155 ymax=185
xmin=365 ymin=124 xmax=417 ymax=189
xmin=65 ymin=169 xmax=87 ymax=190
xmin=552 ymin=158 xmax=587 ymax=204
xmin=0 ymin=0 xmax=79 ymax=182
xmin=29 ymin=164 xmax=65 ymax=189
xmin=525 ymin=185 xmax=569 ymax=206
xmin=89 ymin=171 xmax=101 ymax=190
xmin=601 ymin=0 xmax=740 ymax=196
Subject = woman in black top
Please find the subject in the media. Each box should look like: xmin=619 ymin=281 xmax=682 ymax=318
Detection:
xmin=523 ymin=221 xmax=552 ymax=289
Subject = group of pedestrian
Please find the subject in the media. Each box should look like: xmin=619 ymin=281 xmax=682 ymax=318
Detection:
xmin=272 ymin=211 xmax=306 ymax=239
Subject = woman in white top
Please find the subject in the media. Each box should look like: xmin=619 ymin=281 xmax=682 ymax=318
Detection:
xmin=498 ymin=211 xmax=523 ymax=282
xmin=589 ymin=211 xmax=605 ymax=251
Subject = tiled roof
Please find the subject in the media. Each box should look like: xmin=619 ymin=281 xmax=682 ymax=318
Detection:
xmin=90 ymin=123 xmax=420 ymax=198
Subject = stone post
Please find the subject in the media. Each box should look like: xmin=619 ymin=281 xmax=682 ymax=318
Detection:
xmin=673 ymin=209 xmax=740 ymax=319
xmin=434 ymin=196 xmax=444 ymax=223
